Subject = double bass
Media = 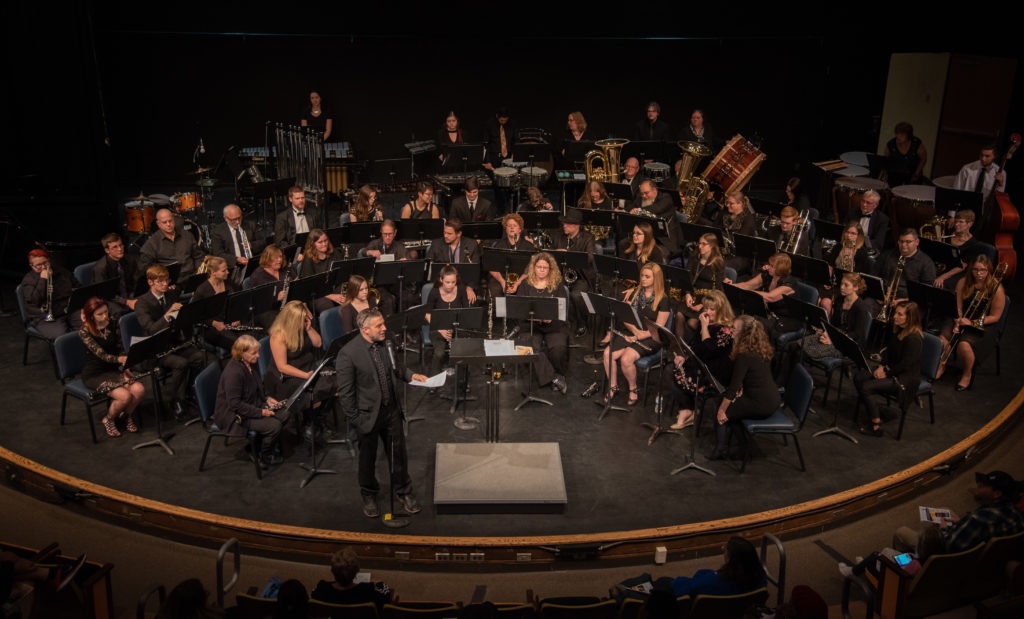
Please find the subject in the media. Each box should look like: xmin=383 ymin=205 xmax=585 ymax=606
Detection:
xmin=990 ymin=133 xmax=1020 ymax=281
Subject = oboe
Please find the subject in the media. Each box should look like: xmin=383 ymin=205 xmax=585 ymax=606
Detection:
xmin=609 ymin=327 xmax=652 ymax=352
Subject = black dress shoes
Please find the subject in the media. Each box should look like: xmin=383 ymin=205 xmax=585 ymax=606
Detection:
xmin=398 ymin=493 xmax=421 ymax=514
xmin=361 ymin=494 xmax=379 ymax=518
xmin=551 ymin=375 xmax=568 ymax=395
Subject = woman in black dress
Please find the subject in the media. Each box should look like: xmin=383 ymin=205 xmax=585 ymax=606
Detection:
xmin=884 ymin=121 xmax=927 ymax=186
xmin=515 ymin=252 xmax=570 ymax=394
xmin=300 ymin=90 xmax=333 ymax=141
xmin=936 ymin=255 xmax=1006 ymax=390
xmin=855 ymin=301 xmax=923 ymax=437
xmin=250 ymin=245 xmax=295 ymax=330
xmin=714 ymin=190 xmax=757 ymax=276
xmin=819 ymin=222 xmax=871 ymax=315
xmin=213 ymin=335 xmax=284 ymax=467
xmin=711 ymin=315 xmax=781 ymax=460
xmin=79 ymin=296 xmax=146 ymax=437
xmin=734 ymin=252 xmax=801 ymax=340
xmin=338 ymin=275 xmax=378 ymax=336
xmin=348 ymin=185 xmax=384 ymax=223
xmin=266 ymin=300 xmax=331 ymax=435
xmin=618 ymin=222 xmax=665 ymax=266
xmin=676 ymin=233 xmax=726 ymax=340
xmin=191 ymin=255 xmax=240 ymax=350
xmin=600 ymin=262 xmax=671 ymax=406
xmin=299 ymin=229 xmax=346 ymax=314
xmin=424 ymin=265 xmax=471 ymax=376
xmin=437 ymin=111 xmax=464 ymax=171
xmin=666 ymin=290 xmax=736 ymax=429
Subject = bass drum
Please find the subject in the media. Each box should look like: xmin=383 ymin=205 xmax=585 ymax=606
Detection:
xmin=125 ymin=203 xmax=154 ymax=233
xmin=832 ymin=176 xmax=889 ymax=223
xmin=891 ymin=185 xmax=936 ymax=237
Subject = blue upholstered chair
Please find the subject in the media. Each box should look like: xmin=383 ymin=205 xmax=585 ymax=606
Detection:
xmin=319 ymin=305 xmax=343 ymax=352
xmin=195 ymin=362 xmax=263 ymax=480
xmin=14 ymin=284 xmax=58 ymax=369
xmin=740 ymin=363 xmax=814 ymax=473
xmin=54 ymin=332 xmax=108 ymax=443
xmin=73 ymin=261 xmax=96 ymax=287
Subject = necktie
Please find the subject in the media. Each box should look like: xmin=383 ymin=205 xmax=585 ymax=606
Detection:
xmin=469 ymin=200 xmax=475 ymax=217
xmin=450 ymin=246 xmax=457 ymax=263
xmin=499 ymin=126 xmax=507 ymax=158
xmin=370 ymin=343 xmax=393 ymax=406
xmin=158 ymin=296 xmax=165 ymax=311
xmin=974 ymin=166 xmax=988 ymax=194
xmin=234 ymin=226 xmax=251 ymax=258
xmin=116 ymin=261 xmax=127 ymax=297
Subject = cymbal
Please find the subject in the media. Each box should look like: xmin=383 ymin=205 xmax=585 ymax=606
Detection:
xmin=196 ymin=178 xmax=218 ymax=187
xmin=187 ymin=167 xmax=213 ymax=176
xmin=125 ymin=200 xmax=154 ymax=207
xmin=130 ymin=191 xmax=150 ymax=201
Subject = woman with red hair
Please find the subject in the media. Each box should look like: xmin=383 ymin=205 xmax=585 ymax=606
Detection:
xmin=79 ymin=296 xmax=146 ymax=437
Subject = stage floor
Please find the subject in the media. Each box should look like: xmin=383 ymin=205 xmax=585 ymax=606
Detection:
xmin=2 ymin=285 xmax=1020 ymax=539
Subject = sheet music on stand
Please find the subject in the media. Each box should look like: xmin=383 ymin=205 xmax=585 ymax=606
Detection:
xmin=495 ymin=296 xmax=567 ymax=322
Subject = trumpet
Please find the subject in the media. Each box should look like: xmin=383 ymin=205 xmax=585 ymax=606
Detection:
xmin=43 ymin=265 xmax=55 ymax=322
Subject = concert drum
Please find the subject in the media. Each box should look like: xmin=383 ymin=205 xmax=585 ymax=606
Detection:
xmin=932 ymin=175 xmax=957 ymax=190
xmin=702 ymin=135 xmax=765 ymax=194
xmin=520 ymin=166 xmax=549 ymax=187
xmin=832 ymin=176 xmax=889 ymax=223
xmin=502 ymin=158 xmax=528 ymax=170
xmin=891 ymin=184 xmax=936 ymax=235
xmin=493 ymin=167 xmax=519 ymax=188
xmin=125 ymin=204 xmax=154 ymax=233
xmin=642 ymin=162 xmax=670 ymax=183
xmin=840 ymin=164 xmax=870 ymax=177
xmin=175 ymin=192 xmax=201 ymax=212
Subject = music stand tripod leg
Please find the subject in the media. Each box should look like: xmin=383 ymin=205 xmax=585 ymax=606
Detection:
xmin=596 ymin=310 xmax=629 ymax=420
xmin=133 ymin=374 xmax=176 ymax=456
xmin=298 ymin=401 xmax=338 ymax=488
xmin=641 ymin=356 xmax=683 ymax=446
xmin=670 ymin=391 xmax=715 ymax=477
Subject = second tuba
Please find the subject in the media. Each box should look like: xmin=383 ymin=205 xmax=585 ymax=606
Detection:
xmin=584 ymin=138 xmax=629 ymax=183
xmin=675 ymin=140 xmax=712 ymax=223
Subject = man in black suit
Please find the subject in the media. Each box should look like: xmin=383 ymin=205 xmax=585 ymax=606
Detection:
xmin=848 ymin=189 xmax=889 ymax=255
xmin=424 ymin=218 xmax=482 ymax=265
xmin=364 ymin=220 xmax=412 ymax=260
xmin=482 ymin=107 xmax=515 ymax=171
xmin=448 ymin=176 xmax=496 ymax=223
xmin=134 ymin=264 xmax=205 ymax=418
xmin=275 ymin=186 xmax=322 ymax=247
xmin=634 ymin=101 xmax=672 ymax=142
xmin=335 ymin=308 xmax=428 ymax=518
xmin=209 ymin=204 xmax=265 ymax=282
xmin=93 ymin=232 xmax=139 ymax=316
xmin=631 ymin=180 xmax=680 ymax=254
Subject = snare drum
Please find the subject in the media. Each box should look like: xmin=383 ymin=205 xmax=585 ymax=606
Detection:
xmin=125 ymin=203 xmax=155 ymax=233
xmin=833 ymin=176 xmax=889 ymax=223
xmin=642 ymin=162 xmax=671 ymax=182
xmin=175 ymin=192 xmax=201 ymax=212
xmin=891 ymin=184 xmax=936 ymax=234
xmin=494 ymin=167 xmax=520 ymax=188
xmin=520 ymin=166 xmax=549 ymax=186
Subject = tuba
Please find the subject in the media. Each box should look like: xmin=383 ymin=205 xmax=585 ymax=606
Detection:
xmin=584 ymin=138 xmax=629 ymax=183
xmin=675 ymin=141 xmax=712 ymax=222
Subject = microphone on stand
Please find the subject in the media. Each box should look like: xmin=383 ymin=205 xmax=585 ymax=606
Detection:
xmin=385 ymin=340 xmax=399 ymax=376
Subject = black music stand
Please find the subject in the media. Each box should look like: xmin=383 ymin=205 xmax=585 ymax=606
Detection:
xmin=919 ymin=238 xmax=961 ymax=276
xmin=448 ymin=338 xmax=538 ymax=443
xmin=459 ymin=222 xmax=503 ymax=243
xmin=787 ymin=253 xmax=831 ymax=288
xmin=328 ymin=256 xmax=375 ymax=281
xmin=397 ymin=220 xmax=443 ymax=249
xmin=680 ymin=222 xmax=725 ymax=250
xmin=124 ymin=328 xmax=178 ymax=456
xmin=65 ymin=278 xmax=120 ymax=315
xmin=593 ymin=254 xmax=641 ymax=296
xmin=550 ymin=250 xmax=592 ymax=283
xmin=284 ymin=271 xmax=331 ymax=312
xmin=385 ymin=304 xmax=429 ymax=426
xmin=430 ymin=307 xmax=487 ymax=426
xmin=562 ymin=140 xmax=595 ymax=169
xmin=519 ymin=211 xmax=561 ymax=234
xmin=624 ymin=140 xmax=668 ymax=164
xmin=226 ymin=283 xmax=278 ymax=326
xmin=812 ymin=321 xmax=871 ymax=444
xmin=294 ymin=355 xmax=339 ymax=489
xmin=723 ymin=284 xmax=770 ymax=319
xmin=732 ymin=233 xmax=777 ymax=272
xmin=503 ymin=295 xmax=563 ymax=411
xmin=605 ymin=183 xmax=634 ymax=204
xmin=641 ymin=320 xmax=683 ymax=447
xmin=428 ymin=262 xmax=481 ymax=288
xmin=444 ymin=144 xmax=485 ymax=177
xmin=511 ymin=143 xmax=552 ymax=186
xmin=175 ymin=291 xmax=228 ymax=336
xmin=181 ymin=273 xmax=208 ymax=296
xmin=814 ymin=219 xmax=844 ymax=244
xmin=653 ymin=323 xmax=723 ymax=477
xmin=750 ymin=196 xmax=783 ymax=219
xmin=615 ymin=212 xmax=669 ymax=244
xmin=346 ymin=222 xmax=383 ymax=253
xmin=661 ymin=263 xmax=694 ymax=298
xmin=579 ymin=208 xmax=615 ymax=232
xmin=907 ymin=280 xmax=957 ymax=327
xmin=580 ymin=292 xmax=644 ymax=420
xmin=935 ymin=186 xmax=982 ymax=219
xmin=374 ymin=261 xmax=428 ymax=313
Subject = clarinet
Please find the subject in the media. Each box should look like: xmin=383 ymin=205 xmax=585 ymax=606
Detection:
xmin=96 ymin=337 xmax=199 ymax=394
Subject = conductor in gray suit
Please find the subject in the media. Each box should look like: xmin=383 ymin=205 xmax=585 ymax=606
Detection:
xmin=336 ymin=308 xmax=427 ymax=518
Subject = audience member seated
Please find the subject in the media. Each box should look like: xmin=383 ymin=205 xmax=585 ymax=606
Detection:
xmin=274 ymin=579 xmax=308 ymax=619
xmin=155 ymin=578 xmax=224 ymax=619
xmin=616 ymin=536 xmax=765 ymax=600
xmin=311 ymin=547 xmax=392 ymax=608
xmin=838 ymin=525 xmax=946 ymax=579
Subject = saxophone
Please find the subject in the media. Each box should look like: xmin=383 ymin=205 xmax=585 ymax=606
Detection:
xmin=43 ymin=265 xmax=55 ymax=322
xmin=279 ymin=272 xmax=293 ymax=309
xmin=876 ymin=255 xmax=905 ymax=323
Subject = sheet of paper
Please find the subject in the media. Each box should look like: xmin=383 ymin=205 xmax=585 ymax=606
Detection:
xmin=377 ymin=254 xmax=395 ymax=262
xmin=484 ymin=339 xmax=516 ymax=356
xmin=409 ymin=371 xmax=447 ymax=388
xmin=919 ymin=506 xmax=952 ymax=523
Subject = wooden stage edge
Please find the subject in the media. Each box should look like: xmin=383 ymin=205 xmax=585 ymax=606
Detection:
xmin=2 ymin=389 xmax=1021 ymax=567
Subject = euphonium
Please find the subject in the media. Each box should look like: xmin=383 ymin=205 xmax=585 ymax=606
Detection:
xmin=876 ymin=255 xmax=905 ymax=323
xmin=919 ymin=215 xmax=953 ymax=242
xmin=505 ymin=272 xmax=520 ymax=293
xmin=675 ymin=140 xmax=712 ymax=223
xmin=584 ymin=138 xmax=629 ymax=183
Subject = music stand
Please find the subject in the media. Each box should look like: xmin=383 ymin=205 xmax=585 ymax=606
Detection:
xmin=519 ymin=211 xmax=561 ymax=234
xmin=605 ymin=183 xmax=634 ymax=203
xmin=681 ymin=222 xmax=725 ymax=249
xmin=615 ymin=212 xmax=669 ymax=244
xmin=580 ymin=292 xmax=644 ymax=420
xmin=733 ymin=233 xmax=777 ymax=272
xmin=294 ymin=355 xmax=339 ymax=488
xmin=652 ymin=322 xmax=723 ymax=477
xmin=347 ymin=221 xmax=382 ymax=250
xmin=749 ymin=196 xmax=783 ymax=219
xmin=550 ymin=250 xmax=592 ymax=283
xmin=814 ymin=219 xmax=844 ymax=244
xmin=65 ymin=278 xmax=120 ymax=314
xmin=176 ymin=291 xmax=228 ymax=337
xmin=428 ymin=262 xmax=481 ymax=288
xmin=511 ymin=143 xmax=552 ymax=185
xmin=579 ymin=208 xmax=615 ymax=233
xmin=225 ymin=282 xmax=278 ymax=326
xmin=907 ymin=280 xmax=957 ymax=327
xmin=285 ymin=272 xmax=332 ymax=311
xmin=919 ymin=238 xmax=961 ymax=276
xmin=444 ymin=144 xmax=485 ymax=177
xmin=430 ymin=307 xmax=487 ymax=426
xmin=623 ymin=140 xmax=667 ymax=165
xmin=787 ymin=253 xmax=831 ymax=288
xmin=181 ymin=273 xmax=208 ymax=295
xmin=123 ymin=328 xmax=178 ymax=455
xmin=723 ymin=284 xmax=770 ymax=318
xmin=661 ymin=263 xmax=694 ymax=297
xmin=459 ymin=222 xmax=503 ymax=244
xmin=375 ymin=260 xmax=428 ymax=313
xmin=593 ymin=254 xmax=641 ymax=296
xmin=935 ymin=186 xmax=982 ymax=219
xmin=504 ymin=296 xmax=563 ymax=410
xmin=397 ymin=220 xmax=443 ymax=249
xmin=562 ymin=140 xmax=596 ymax=169
xmin=384 ymin=303 xmax=429 ymax=425
xmin=812 ymin=321 xmax=872 ymax=444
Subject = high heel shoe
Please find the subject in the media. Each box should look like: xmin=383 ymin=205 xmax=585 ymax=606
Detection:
xmin=124 ymin=413 xmax=138 ymax=433
xmin=600 ymin=387 xmax=619 ymax=405
xmin=102 ymin=416 xmax=121 ymax=438
xmin=955 ymin=373 xmax=974 ymax=392
xmin=626 ymin=388 xmax=640 ymax=406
